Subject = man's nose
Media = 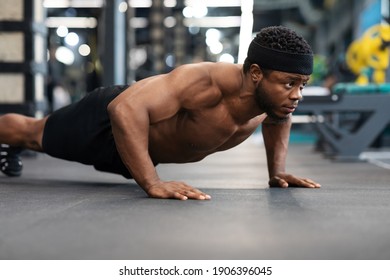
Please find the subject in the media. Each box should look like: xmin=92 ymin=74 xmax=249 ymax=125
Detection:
xmin=290 ymin=87 xmax=303 ymax=101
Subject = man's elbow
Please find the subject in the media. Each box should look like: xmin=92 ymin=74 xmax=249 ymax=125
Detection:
xmin=107 ymin=99 xmax=127 ymax=121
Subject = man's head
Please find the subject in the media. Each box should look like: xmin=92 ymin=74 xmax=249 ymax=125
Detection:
xmin=244 ymin=26 xmax=313 ymax=122
xmin=243 ymin=26 xmax=313 ymax=75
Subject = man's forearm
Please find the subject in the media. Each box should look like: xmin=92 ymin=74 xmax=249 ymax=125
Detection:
xmin=262 ymin=117 xmax=292 ymax=178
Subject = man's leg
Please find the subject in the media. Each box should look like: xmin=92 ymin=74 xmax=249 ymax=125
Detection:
xmin=0 ymin=113 xmax=48 ymax=176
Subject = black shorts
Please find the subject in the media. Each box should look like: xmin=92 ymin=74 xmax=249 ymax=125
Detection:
xmin=42 ymin=85 xmax=133 ymax=178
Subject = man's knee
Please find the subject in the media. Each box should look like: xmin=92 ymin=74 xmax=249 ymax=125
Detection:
xmin=3 ymin=114 xmax=47 ymax=151
xmin=26 ymin=116 xmax=48 ymax=151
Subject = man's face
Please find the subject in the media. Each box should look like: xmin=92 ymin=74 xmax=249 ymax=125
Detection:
xmin=254 ymin=70 xmax=309 ymax=122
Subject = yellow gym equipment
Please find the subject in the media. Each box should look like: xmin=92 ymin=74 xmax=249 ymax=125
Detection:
xmin=346 ymin=23 xmax=390 ymax=84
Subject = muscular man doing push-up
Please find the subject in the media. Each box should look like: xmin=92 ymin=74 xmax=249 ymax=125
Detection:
xmin=0 ymin=26 xmax=321 ymax=200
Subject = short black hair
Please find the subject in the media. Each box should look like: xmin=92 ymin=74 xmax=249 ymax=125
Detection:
xmin=243 ymin=26 xmax=312 ymax=73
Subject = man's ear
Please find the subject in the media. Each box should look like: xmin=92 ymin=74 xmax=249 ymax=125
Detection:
xmin=249 ymin=64 xmax=262 ymax=82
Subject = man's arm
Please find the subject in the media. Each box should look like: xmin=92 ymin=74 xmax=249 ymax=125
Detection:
xmin=262 ymin=116 xmax=321 ymax=188
xmin=107 ymin=67 xmax=213 ymax=200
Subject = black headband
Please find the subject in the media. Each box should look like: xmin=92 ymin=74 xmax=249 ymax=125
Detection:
xmin=247 ymin=41 xmax=313 ymax=75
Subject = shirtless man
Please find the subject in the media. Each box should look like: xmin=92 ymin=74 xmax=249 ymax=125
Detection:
xmin=0 ymin=26 xmax=321 ymax=200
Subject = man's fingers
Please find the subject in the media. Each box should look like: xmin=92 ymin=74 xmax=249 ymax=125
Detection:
xmin=290 ymin=177 xmax=321 ymax=188
xmin=148 ymin=181 xmax=211 ymax=200
xmin=269 ymin=175 xmax=321 ymax=189
xmin=269 ymin=176 xmax=288 ymax=188
xmin=179 ymin=187 xmax=211 ymax=200
xmin=171 ymin=191 xmax=211 ymax=200
xmin=172 ymin=192 xmax=188 ymax=200
xmin=300 ymin=178 xmax=321 ymax=188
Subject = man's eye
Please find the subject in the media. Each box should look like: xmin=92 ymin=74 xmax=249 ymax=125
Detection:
xmin=286 ymin=82 xmax=294 ymax=88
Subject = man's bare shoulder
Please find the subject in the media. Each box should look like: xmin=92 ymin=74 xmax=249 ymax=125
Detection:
xmin=168 ymin=62 xmax=214 ymax=82
xmin=171 ymin=62 xmax=242 ymax=93
xmin=209 ymin=62 xmax=243 ymax=94
xmin=170 ymin=61 xmax=240 ymax=79
xmin=163 ymin=62 xmax=222 ymax=108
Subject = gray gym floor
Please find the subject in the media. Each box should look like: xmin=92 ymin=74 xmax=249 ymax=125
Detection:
xmin=1 ymin=138 xmax=389 ymax=260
